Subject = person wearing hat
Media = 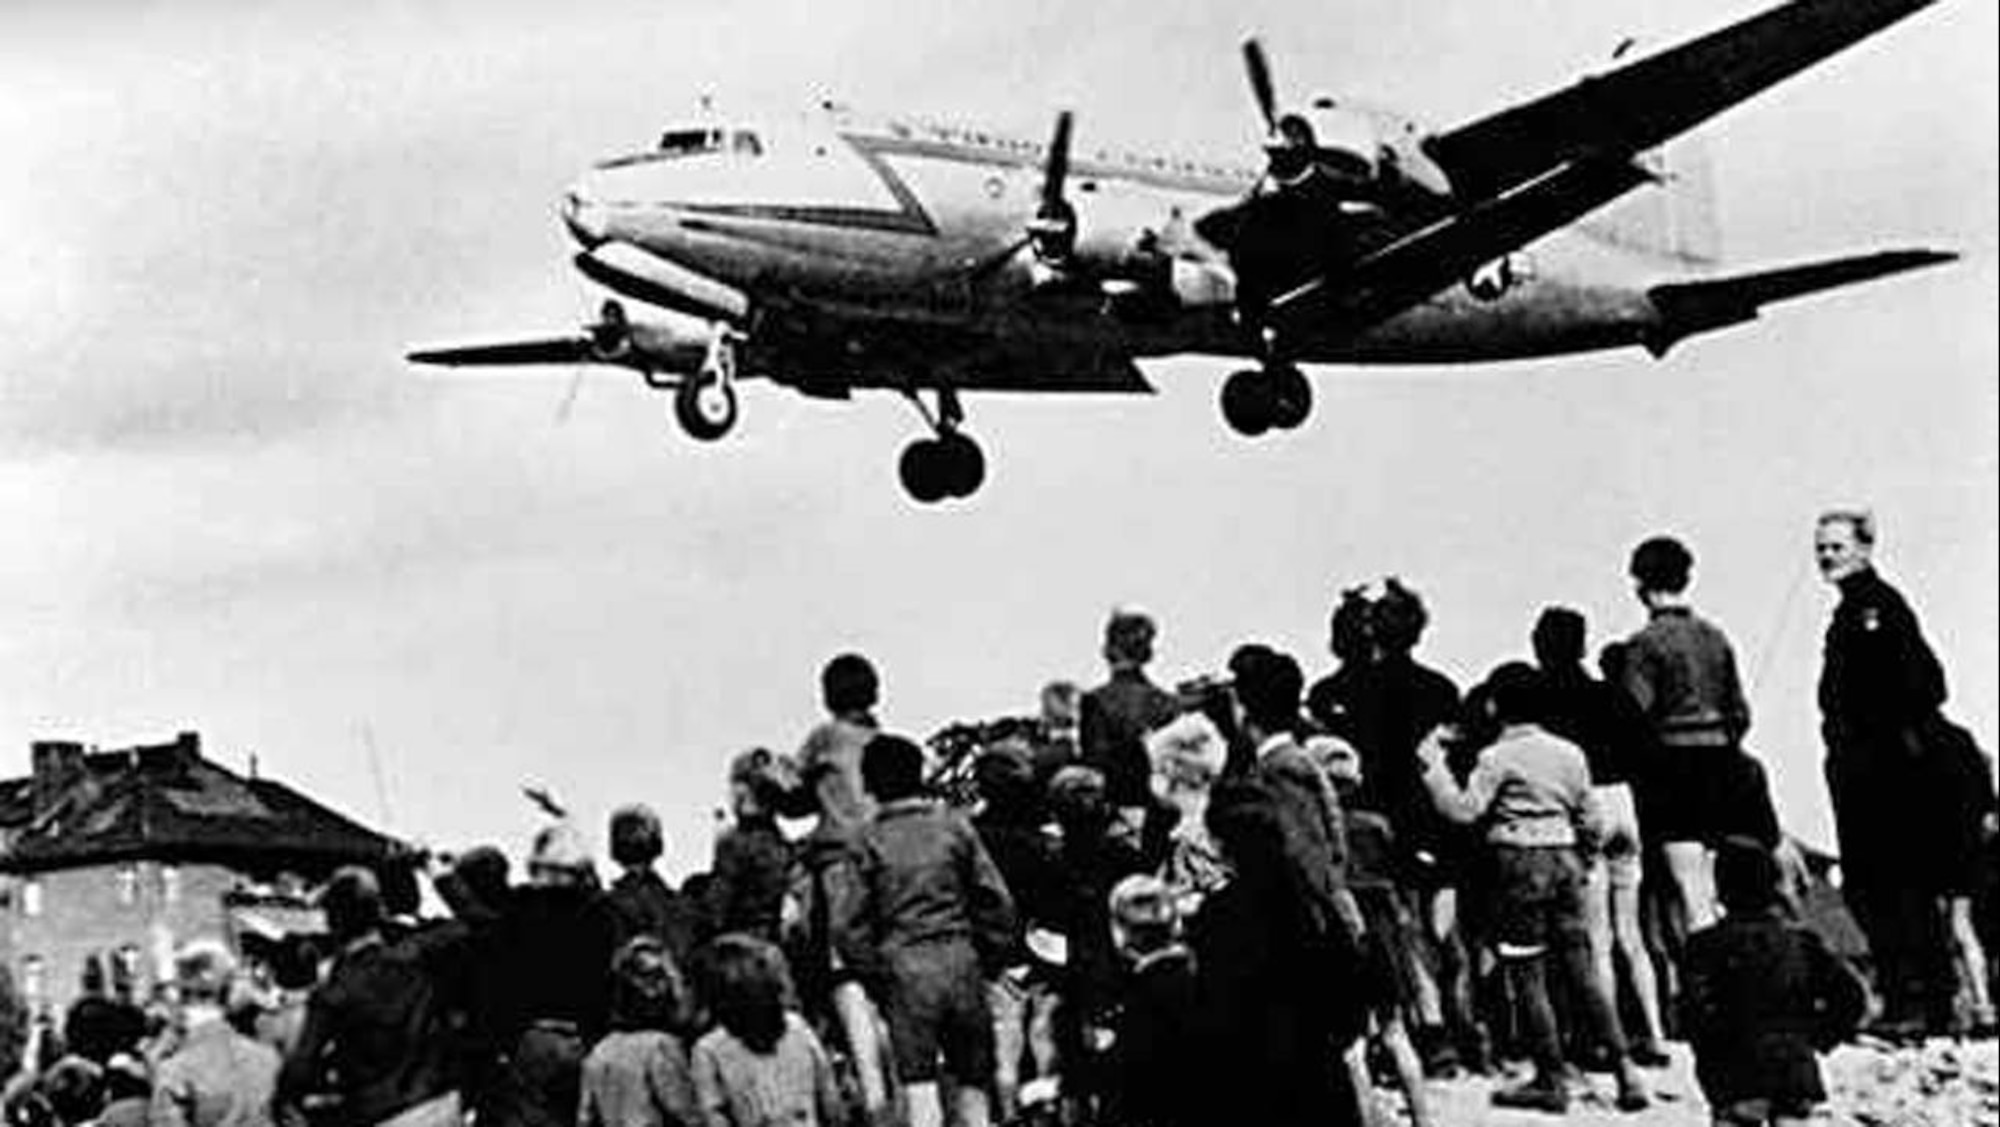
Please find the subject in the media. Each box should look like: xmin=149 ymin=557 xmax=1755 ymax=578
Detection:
xmin=278 ymin=868 xmax=464 ymax=1127
xmin=160 ymin=941 xmax=280 ymax=1127
xmin=1104 ymin=875 xmax=1201 ymax=1127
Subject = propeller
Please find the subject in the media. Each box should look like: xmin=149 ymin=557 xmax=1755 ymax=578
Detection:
xmin=966 ymin=110 xmax=1079 ymax=281
xmin=1241 ymin=38 xmax=1320 ymax=182
xmin=1244 ymin=39 xmax=1279 ymax=133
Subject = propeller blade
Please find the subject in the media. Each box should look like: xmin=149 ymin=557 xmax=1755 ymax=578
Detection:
xmin=1040 ymin=110 xmax=1074 ymax=214
xmin=1244 ymin=39 xmax=1278 ymax=133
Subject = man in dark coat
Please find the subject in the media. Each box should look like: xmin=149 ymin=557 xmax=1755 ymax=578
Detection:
xmin=1814 ymin=509 xmax=1957 ymax=1035
xmin=1080 ymin=607 xmax=1181 ymax=813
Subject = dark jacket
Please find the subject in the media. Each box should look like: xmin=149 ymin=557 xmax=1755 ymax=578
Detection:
xmin=1307 ymin=656 xmax=1460 ymax=844
xmin=1537 ymin=664 xmax=1650 ymax=788
xmin=706 ymin=815 xmax=791 ymax=942
xmin=1819 ymin=568 xmax=1946 ymax=760
xmin=493 ymin=885 xmax=618 ymax=1040
xmin=1250 ymin=736 xmax=1358 ymax=943
xmin=970 ymin=805 xmax=1063 ymax=952
xmin=835 ymin=798 xmax=1016 ymax=980
xmin=1682 ymin=910 xmax=1865 ymax=1108
xmin=1109 ymin=946 xmax=1202 ymax=1127
xmin=606 ymin=869 xmax=703 ymax=970
xmin=1081 ymin=670 xmax=1181 ymax=808
xmin=278 ymin=929 xmax=461 ymax=1125
xmin=1625 ymin=606 xmax=1751 ymax=749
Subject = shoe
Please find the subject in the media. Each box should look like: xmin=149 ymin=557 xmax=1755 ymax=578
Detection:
xmin=1614 ymin=1066 xmax=1652 ymax=1113
xmin=1629 ymin=1041 xmax=1671 ymax=1068
xmin=1491 ymin=1076 xmax=1569 ymax=1114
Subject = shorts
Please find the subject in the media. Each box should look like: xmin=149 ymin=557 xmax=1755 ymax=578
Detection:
xmin=879 ymin=940 xmax=995 ymax=1084
xmin=1590 ymin=783 xmax=1642 ymax=891
xmin=1642 ymin=742 xmax=1735 ymax=844
xmin=1488 ymin=845 xmax=1589 ymax=957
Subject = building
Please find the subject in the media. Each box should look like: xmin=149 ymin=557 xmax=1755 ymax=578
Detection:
xmin=0 ymin=731 xmax=410 ymax=1018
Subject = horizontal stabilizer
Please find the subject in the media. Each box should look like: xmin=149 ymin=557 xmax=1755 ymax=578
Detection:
xmin=407 ymin=337 xmax=594 ymax=368
xmin=1643 ymin=248 xmax=1955 ymax=355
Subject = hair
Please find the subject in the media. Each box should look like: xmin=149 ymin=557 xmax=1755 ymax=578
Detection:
xmin=1204 ymin=779 xmax=1289 ymax=887
xmin=319 ymin=867 xmax=384 ymax=942
xmin=1596 ymin=640 xmax=1630 ymax=685
xmin=440 ymin=846 xmax=511 ymax=921
xmin=1227 ymin=644 xmax=1304 ymax=733
xmin=728 ymin=748 xmax=791 ymax=816
xmin=698 ymin=934 xmax=792 ymax=1055
xmin=173 ymin=940 xmax=237 ymax=1007
xmin=42 ymin=1058 xmax=102 ymax=1127
xmin=1715 ymin=835 xmax=1782 ymax=913
xmin=1047 ymin=764 xmax=1108 ymax=828
xmin=378 ymin=862 xmax=421 ymax=919
xmin=1039 ymin=680 xmax=1081 ymax=724
xmin=609 ymin=935 xmax=684 ymax=1033
xmin=1328 ymin=587 xmax=1374 ymax=663
xmin=1629 ymin=536 xmax=1694 ymax=593
xmin=1532 ymin=606 xmax=1587 ymax=669
xmin=609 ymin=805 xmax=664 ymax=868
xmin=1103 ymin=607 xmax=1158 ymax=667
xmin=1370 ymin=578 xmax=1430 ymax=655
xmin=1481 ymin=661 xmax=1546 ymax=726
xmin=860 ymin=733 xmax=925 ymax=802
xmin=820 ymin=653 xmax=880 ymax=715
xmin=1108 ymin=874 xmax=1179 ymax=957
xmin=1816 ymin=508 xmax=1877 ymax=546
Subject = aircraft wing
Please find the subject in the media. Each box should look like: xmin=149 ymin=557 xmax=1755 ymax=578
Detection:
xmin=1273 ymin=0 xmax=1940 ymax=330
xmin=1424 ymin=0 xmax=1937 ymax=202
xmin=408 ymin=336 xmax=595 ymax=368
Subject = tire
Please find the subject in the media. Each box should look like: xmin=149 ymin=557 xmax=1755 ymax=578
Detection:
xmin=936 ymin=432 xmax=986 ymax=498
xmin=898 ymin=440 xmax=951 ymax=504
xmin=1220 ymin=369 xmax=1275 ymax=436
xmin=674 ymin=375 xmax=738 ymax=441
xmin=1268 ymin=363 xmax=1313 ymax=430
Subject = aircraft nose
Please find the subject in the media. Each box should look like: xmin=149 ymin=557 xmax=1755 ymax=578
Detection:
xmin=561 ymin=186 xmax=610 ymax=247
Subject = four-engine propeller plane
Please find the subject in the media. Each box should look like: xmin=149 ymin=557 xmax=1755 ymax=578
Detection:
xmin=410 ymin=0 xmax=1953 ymax=503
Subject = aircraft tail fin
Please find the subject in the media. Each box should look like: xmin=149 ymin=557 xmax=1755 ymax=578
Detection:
xmin=1641 ymin=247 xmax=1955 ymax=356
xmin=1579 ymin=139 xmax=1724 ymax=267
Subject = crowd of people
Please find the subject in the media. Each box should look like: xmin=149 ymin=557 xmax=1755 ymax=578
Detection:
xmin=4 ymin=514 xmax=1994 ymax=1127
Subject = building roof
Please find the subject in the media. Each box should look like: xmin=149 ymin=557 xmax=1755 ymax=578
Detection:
xmin=0 ymin=735 xmax=410 ymax=876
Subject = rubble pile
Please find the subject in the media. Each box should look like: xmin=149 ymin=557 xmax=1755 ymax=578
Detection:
xmin=1822 ymin=1037 xmax=1999 ymax=1127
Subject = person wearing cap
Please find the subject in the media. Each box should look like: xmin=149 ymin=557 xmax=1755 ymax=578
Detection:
xmin=278 ymin=867 xmax=464 ymax=1127
xmin=159 ymin=941 xmax=280 ymax=1127
xmin=1103 ymin=874 xmax=1199 ymax=1127
xmin=834 ymin=733 xmax=1014 ymax=1127
xmin=707 ymin=748 xmax=795 ymax=943
xmin=1621 ymin=535 xmax=1751 ymax=938
xmin=606 ymin=804 xmax=702 ymax=974
xmin=1683 ymin=837 xmax=1866 ymax=1127
xmin=1080 ymin=608 xmax=1181 ymax=815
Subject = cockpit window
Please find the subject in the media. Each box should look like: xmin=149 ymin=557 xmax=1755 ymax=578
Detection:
xmin=730 ymin=130 xmax=762 ymax=156
xmin=659 ymin=128 xmax=723 ymax=154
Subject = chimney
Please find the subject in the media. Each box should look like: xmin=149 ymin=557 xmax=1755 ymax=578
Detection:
xmin=30 ymin=741 xmax=85 ymax=818
xmin=174 ymin=730 xmax=202 ymax=768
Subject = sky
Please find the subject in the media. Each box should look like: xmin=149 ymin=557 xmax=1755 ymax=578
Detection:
xmin=0 ymin=0 xmax=1993 ymax=873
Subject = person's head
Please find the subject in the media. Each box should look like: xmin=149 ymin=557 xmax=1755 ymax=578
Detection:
xmin=1227 ymin=643 xmax=1303 ymax=737
xmin=438 ymin=845 xmax=511 ymax=922
xmin=697 ymin=934 xmax=792 ymax=1055
xmin=608 ymin=804 xmax=664 ymax=871
xmin=1328 ymin=586 xmax=1376 ymax=665
xmin=820 ymin=652 xmax=879 ymax=716
xmin=1039 ymin=680 xmax=1081 ymax=730
xmin=40 ymin=1058 xmax=101 ymax=1127
xmin=1596 ymin=640 xmax=1629 ymax=685
xmin=972 ymin=743 xmax=1036 ymax=815
xmin=1814 ymin=509 xmax=1876 ymax=583
xmin=102 ymin=1053 xmax=148 ymax=1103
xmin=1103 ymin=606 xmax=1158 ymax=670
xmin=859 ymin=733 xmax=925 ymax=803
xmin=173 ymin=940 xmax=237 ymax=1008
xmin=1108 ymin=874 xmax=1179 ymax=961
xmin=1480 ymin=661 xmax=1545 ymax=727
xmin=1047 ymin=764 xmax=1109 ymax=830
xmin=1531 ymin=606 xmax=1587 ymax=671
xmin=1146 ymin=712 xmax=1226 ymax=811
xmin=319 ymin=867 xmax=384 ymax=944
xmin=608 ymin=935 xmax=684 ymax=1033
xmin=1715 ymin=835 xmax=1782 ymax=914
xmin=527 ymin=821 xmax=597 ymax=888
xmin=727 ymin=747 xmax=793 ymax=820
xmin=378 ymin=863 xmax=421 ymax=921
xmin=1370 ymin=578 xmax=1430 ymax=656
xmin=1629 ymin=535 xmax=1694 ymax=599
xmin=1306 ymin=734 xmax=1363 ymax=803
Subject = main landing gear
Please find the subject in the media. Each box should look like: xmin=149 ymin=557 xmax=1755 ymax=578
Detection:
xmin=898 ymin=387 xmax=986 ymax=504
xmin=672 ymin=324 xmax=742 ymax=442
xmin=1219 ymin=353 xmax=1313 ymax=437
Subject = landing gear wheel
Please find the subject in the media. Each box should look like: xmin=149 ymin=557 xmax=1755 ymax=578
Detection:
xmin=936 ymin=432 xmax=986 ymax=498
xmin=899 ymin=439 xmax=952 ymax=504
xmin=1221 ymin=369 xmax=1276 ymax=436
xmin=1268 ymin=362 xmax=1312 ymax=430
xmin=674 ymin=374 xmax=737 ymax=441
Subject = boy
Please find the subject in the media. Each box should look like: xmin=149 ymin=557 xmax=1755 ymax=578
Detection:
xmin=1105 ymin=875 xmax=1201 ymax=1127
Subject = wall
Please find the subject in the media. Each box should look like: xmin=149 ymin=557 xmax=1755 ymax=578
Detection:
xmin=10 ymin=861 xmax=238 ymax=1018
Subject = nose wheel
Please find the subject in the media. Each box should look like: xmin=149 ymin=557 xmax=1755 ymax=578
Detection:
xmin=673 ymin=325 xmax=742 ymax=442
xmin=1220 ymin=361 xmax=1312 ymax=436
xmin=898 ymin=386 xmax=987 ymax=503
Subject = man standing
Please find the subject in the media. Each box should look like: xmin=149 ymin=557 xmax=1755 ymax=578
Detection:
xmin=1080 ymin=608 xmax=1181 ymax=816
xmin=156 ymin=942 xmax=281 ymax=1127
xmin=1621 ymin=536 xmax=1750 ymax=936
xmin=1814 ymin=509 xmax=1958 ymax=1036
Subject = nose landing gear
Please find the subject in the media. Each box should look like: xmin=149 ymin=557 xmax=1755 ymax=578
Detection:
xmin=897 ymin=387 xmax=987 ymax=504
xmin=673 ymin=324 xmax=742 ymax=441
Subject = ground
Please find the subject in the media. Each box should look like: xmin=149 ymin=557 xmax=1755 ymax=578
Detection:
xmin=1374 ymin=1038 xmax=1997 ymax=1127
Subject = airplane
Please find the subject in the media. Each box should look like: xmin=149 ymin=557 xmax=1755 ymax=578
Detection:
xmin=410 ymin=0 xmax=1953 ymax=503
